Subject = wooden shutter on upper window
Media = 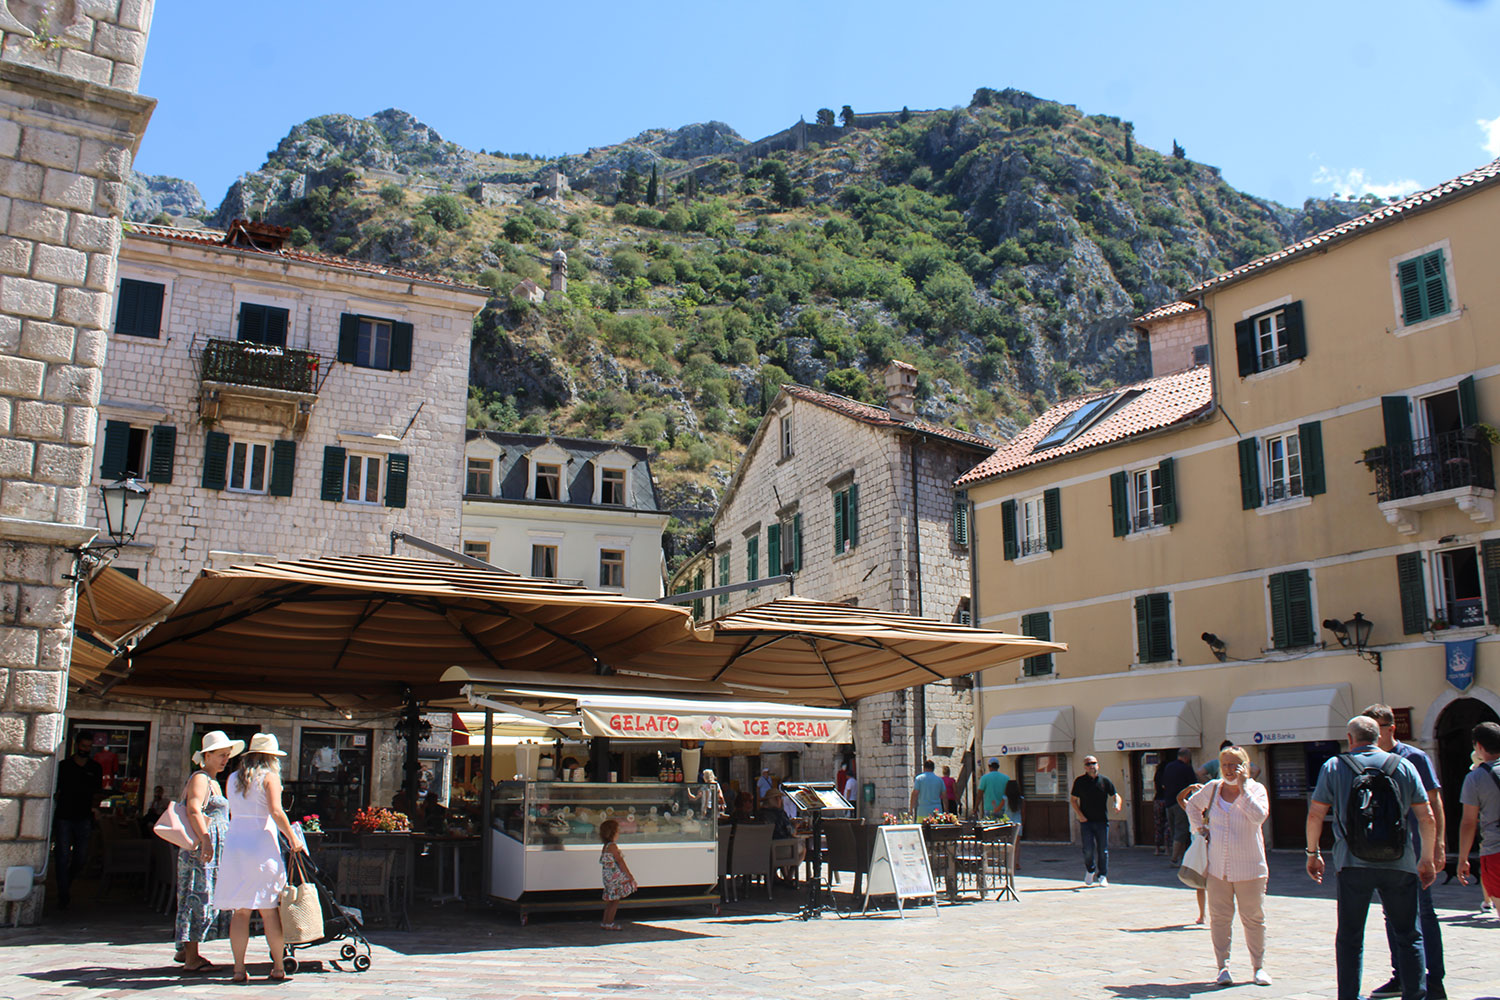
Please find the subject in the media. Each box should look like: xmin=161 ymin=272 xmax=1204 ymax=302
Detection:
xmin=321 ymin=445 xmax=346 ymax=502
xmin=1421 ymin=250 xmax=1449 ymax=318
xmin=1381 ymin=396 xmax=1412 ymax=448
xmin=1021 ymin=611 xmax=1052 ymax=675
xmin=847 ymin=483 xmax=859 ymax=548
xmin=337 ymin=314 xmax=360 ymax=363
xmin=792 ymin=513 xmax=803 ymax=572
xmin=1458 ymin=375 xmax=1478 ymax=428
xmin=147 ymin=424 xmax=175 ymax=484
xmin=384 ymin=453 xmax=409 ymax=508
xmin=746 ymin=535 xmax=758 ymax=585
xmin=1238 ymin=438 xmax=1262 ymax=509
xmin=1282 ymin=300 xmax=1307 ymax=362
xmin=1001 ymin=499 xmax=1017 ymax=560
xmin=1234 ymin=318 xmax=1257 ymax=376
xmin=1396 ymin=551 xmax=1427 ymax=634
xmin=1299 ymin=421 xmax=1326 ymax=496
xmin=833 ymin=490 xmax=845 ymax=554
xmin=1482 ymin=540 xmax=1500 ymax=627
xmin=100 ymin=420 xmax=130 ymax=480
xmin=952 ymin=494 xmax=969 ymax=547
xmin=1110 ymin=471 xmax=1130 ymax=537
xmin=390 ymin=322 xmax=414 ymax=371
xmin=1136 ymin=593 xmax=1172 ymax=662
xmin=767 ymin=523 xmax=781 ymax=575
xmin=1158 ymin=457 xmax=1178 ymax=525
xmin=201 ymin=430 xmax=229 ymax=491
xmin=1043 ymin=487 xmax=1062 ymax=551
xmin=1270 ymin=570 xmax=1312 ymax=648
xmin=117 ymin=279 xmax=164 ymax=338
xmin=269 ymin=439 xmax=296 ymax=497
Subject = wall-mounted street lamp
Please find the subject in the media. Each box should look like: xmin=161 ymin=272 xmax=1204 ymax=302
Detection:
xmin=1322 ymin=612 xmax=1381 ymax=669
xmin=1201 ymin=632 xmax=1227 ymax=662
xmin=69 ymin=478 xmax=151 ymax=575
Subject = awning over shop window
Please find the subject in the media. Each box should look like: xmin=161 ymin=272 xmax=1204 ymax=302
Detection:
xmin=70 ymin=566 xmax=174 ymax=690
xmin=1093 ymin=696 xmax=1202 ymax=752
xmin=1225 ymin=683 xmax=1353 ymax=746
xmin=981 ymin=706 xmax=1074 ymax=756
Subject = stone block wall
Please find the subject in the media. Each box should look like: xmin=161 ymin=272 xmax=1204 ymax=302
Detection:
xmin=0 ymin=0 xmax=155 ymax=924
xmin=1143 ymin=308 xmax=1208 ymax=378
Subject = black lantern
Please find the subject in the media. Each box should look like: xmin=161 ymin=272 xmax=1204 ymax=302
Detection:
xmin=99 ymin=478 xmax=151 ymax=546
xmin=1322 ymin=612 xmax=1380 ymax=669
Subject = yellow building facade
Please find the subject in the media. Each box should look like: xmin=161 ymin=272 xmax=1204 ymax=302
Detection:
xmin=962 ymin=160 xmax=1500 ymax=850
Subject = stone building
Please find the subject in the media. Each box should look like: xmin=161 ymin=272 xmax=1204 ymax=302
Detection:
xmin=703 ymin=363 xmax=995 ymax=817
xmin=0 ymin=0 xmax=156 ymax=923
xmin=461 ymin=430 xmax=668 ymax=597
xmin=56 ymin=218 xmax=487 ymax=840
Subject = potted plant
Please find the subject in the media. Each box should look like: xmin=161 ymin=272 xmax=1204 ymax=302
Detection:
xmin=1464 ymin=422 xmax=1500 ymax=445
xmin=1429 ymin=614 xmax=1449 ymax=632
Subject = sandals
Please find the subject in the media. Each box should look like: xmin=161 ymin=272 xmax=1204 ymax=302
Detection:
xmin=600 ymin=922 xmax=622 ymax=931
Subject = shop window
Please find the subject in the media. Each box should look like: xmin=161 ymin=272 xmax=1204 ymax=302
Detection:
xmin=69 ymin=720 xmax=152 ymax=812
xmin=1020 ymin=753 xmax=1069 ymax=798
xmin=290 ymin=729 xmax=372 ymax=827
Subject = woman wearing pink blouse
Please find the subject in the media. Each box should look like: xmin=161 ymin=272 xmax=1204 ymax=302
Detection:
xmin=1185 ymin=745 xmax=1271 ymax=987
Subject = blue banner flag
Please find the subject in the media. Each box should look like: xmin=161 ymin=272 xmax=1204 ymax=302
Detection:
xmin=1445 ymin=638 xmax=1477 ymax=692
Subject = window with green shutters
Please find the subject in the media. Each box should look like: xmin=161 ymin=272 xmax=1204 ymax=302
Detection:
xmin=1268 ymin=570 xmax=1314 ymax=648
xmin=1244 ymin=422 xmax=1326 ymax=507
xmin=236 ymin=302 xmax=289 ymax=346
xmin=1043 ymin=487 xmax=1063 ymax=551
xmin=115 ymin=278 xmax=165 ymax=339
xmin=338 ymin=313 xmax=414 ymax=372
xmin=1396 ymin=551 xmax=1428 ymax=634
xmin=1135 ymin=592 xmax=1173 ymax=663
xmin=791 ymin=513 xmax=803 ymax=572
xmin=384 ymin=453 xmax=409 ymax=508
xmin=1238 ymin=438 xmax=1262 ymax=509
xmin=202 ymin=431 xmax=230 ymax=490
xmin=767 ymin=523 xmax=781 ymax=578
xmin=1396 ymin=249 xmax=1450 ymax=326
xmin=1114 ymin=459 xmax=1177 ymax=534
xmin=269 ymin=440 xmax=296 ymax=497
xmin=718 ymin=552 xmax=730 ymax=588
xmin=952 ymin=492 xmax=969 ymax=546
xmin=320 ymin=445 xmax=346 ymax=501
xmin=1020 ymin=611 xmax=1052 ymax=676
xmin=833 ymin=484 xmax=859 ymax=554
xmin=692 ymin=569 xmax=705 ymax=619
xmin=100 ymin=420 xmax=148 ymax=481
xmin=1001 ymin=498 xmax=1018 ymax=559
xmin=147 ymin=425 xmax=176 ymax=484
xmin=1234 ymin=300 xmax=1307 ymax=376
xmin=746 ymin=534 xmax=759 ymax=592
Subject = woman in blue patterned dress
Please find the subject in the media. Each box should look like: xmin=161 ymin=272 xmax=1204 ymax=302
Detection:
xmin=175 ymin=730 xmax=242 ymax=973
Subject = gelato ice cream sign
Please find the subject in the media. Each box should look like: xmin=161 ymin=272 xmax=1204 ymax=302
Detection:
xmin=583 ymin=706 xmax=851 ymax=744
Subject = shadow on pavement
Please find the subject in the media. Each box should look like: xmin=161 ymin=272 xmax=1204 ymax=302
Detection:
xmin=23 ymin=959 xmax=335 ymax=991
xmin=1104 ymin=982 xmax=1223 ymax=998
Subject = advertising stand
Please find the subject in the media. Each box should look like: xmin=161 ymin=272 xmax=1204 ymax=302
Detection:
xmin=781 ymin=781 xmax=851 ymax=920
xmin=861 ymin=824 xmax=940 ymax=917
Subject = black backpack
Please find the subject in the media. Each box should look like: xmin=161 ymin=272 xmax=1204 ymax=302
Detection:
xmin=1337 ymin=753 xmax=1408 ymax=863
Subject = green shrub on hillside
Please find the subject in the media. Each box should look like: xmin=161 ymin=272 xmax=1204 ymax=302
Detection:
xmin=423 ymin=194 xmax=468 ymax=231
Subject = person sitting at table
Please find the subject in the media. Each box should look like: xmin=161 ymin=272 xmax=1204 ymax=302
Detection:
xmin=765 ymin=792 xmax=806 ymax=883
xmin=422 ymin=790 xmax=449 ymax=834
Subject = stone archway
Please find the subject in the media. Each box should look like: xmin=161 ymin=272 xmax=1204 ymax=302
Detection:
xmin=1433 ymin=695 xmax=1500 ymax=850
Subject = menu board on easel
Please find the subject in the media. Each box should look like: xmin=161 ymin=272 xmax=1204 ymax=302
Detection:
xmin=861 ymin=824 xmax=939 ymax=917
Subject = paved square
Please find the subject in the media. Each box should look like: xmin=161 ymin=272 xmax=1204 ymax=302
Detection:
xmin=2 ymin=845 xmax=1494 ymax=999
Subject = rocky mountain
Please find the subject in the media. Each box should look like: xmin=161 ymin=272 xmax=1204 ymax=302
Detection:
xmin=126 ymin=171 xmax=206 ymax=222
xmin=139 ymin=95 xmax=1371 ymax=565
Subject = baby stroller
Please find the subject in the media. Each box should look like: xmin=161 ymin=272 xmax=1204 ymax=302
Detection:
xmin=282 ymin=853 xmax=373 ymax=973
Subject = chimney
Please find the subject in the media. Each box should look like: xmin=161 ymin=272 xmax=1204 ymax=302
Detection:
xmin=885 ymin=361 xmax=918 ymax=419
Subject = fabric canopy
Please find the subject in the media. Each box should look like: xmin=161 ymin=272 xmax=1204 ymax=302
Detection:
xmin=1093 ymin=696 xmax=1202 ymax=752
xmin=981 ymin=706 xmax=1075 ymax=756
xmin=70 ymin=566 xmax=174 ymax=690
xmin=1225 ymin=683 xmax=1353 ymax=746
xmin=100 ymin=555 xmax=706 ymax=707
xmin=621 ymin=597 xmax=1068 ymax=707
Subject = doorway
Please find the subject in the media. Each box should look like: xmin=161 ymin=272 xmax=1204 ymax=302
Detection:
xmin=1435 ymin=696 xmax=1500 ymax=851
xmin=1130 ymin=751 xmax=1162 ymax=846
xmin=1266 ymin=740 xmax=1338 ymax=849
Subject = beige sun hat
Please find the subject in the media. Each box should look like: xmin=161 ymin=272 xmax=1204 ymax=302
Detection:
xmin=244 ymin=732 xmax=287 ymax=757
xmin=193 ymin=730 xmax=246 ymax=766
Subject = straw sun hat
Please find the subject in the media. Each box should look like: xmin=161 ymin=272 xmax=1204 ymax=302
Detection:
xmin=244 ymin=732 xmax=287 ymax=757
xmin=193 ymin=730 xmax=245 ymax=766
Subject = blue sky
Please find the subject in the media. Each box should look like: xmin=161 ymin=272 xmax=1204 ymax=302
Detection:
xmin=137 ymin=0 xmax=1500 ymax=212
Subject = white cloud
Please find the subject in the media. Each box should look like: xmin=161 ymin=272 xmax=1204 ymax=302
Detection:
xmin=1479 ymin=115 xmax=1500 ymax=157
xmin=1310 ymin=165 xmax=1422 ymax=200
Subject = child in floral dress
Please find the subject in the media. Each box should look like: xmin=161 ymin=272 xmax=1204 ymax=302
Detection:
xmin=599 ymin=819 xmax=637 ymax=930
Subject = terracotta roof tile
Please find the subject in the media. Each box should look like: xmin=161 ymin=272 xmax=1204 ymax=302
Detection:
xmin=1134 ymin=300 xmax=1201 ymax=324
xmin=123 ymin=222 xmax=489 ymax=294
xmin=783 ymin=383 xmax=995 ymax=449
xmin=955 ymin=365 xmax=1213 ymax=486
xmin=1189 ymin=158 xmax=1500 ymax=295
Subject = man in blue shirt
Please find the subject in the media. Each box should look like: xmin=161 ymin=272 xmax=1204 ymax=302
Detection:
xmin=910 ymin=759 xmax=945 ymax=818
xmin=1307 ymin=716 xmax=1437 ymax=1000
xmin=1363 ymin=703 xmax=1447 ymax=1000
xmin=978 ymin=758 xmax=1010 ymax=818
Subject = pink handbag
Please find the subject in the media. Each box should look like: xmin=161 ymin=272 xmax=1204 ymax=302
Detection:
xmin=152 ymin=799 xmax=198 ymax=850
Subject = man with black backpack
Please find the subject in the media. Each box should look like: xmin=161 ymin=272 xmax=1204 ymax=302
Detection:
xmin=1457 ymin=722 xmax=1500 ymax=911
xmin=1306 ymin=715 xmax=1437 ymax=1000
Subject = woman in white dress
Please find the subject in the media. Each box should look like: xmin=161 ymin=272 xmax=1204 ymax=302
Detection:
xmin=216 ymin=733 xmax=306 ymax=984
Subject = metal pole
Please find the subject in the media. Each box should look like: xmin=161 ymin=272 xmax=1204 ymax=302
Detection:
xmin=480 ymin=705 xmax=493 ymax=906
xmin=658 ymin=575 xmax=793 ymax=604
xmin=390 ymin=530 xmax=517 ymax=575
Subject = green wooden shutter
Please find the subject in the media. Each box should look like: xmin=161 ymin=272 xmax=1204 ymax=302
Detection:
xmin=1135 ymin=596 xmax=1149 ymax=662
xmin=1299 ymin=421 xmax=1326 ymax=496
xmin=1136 ymin=593 xmax=1171 ymax=662
xmin=1396 ymin=551 xmax=1427 ymax=634
xmin=237 ymin=302 xmax=265 ymax=343
xmin=1234 ymin=318 xmax=1256 ymax=376
xmin=269 ymin=439 xmax=296 ymax=497
xmin=1268 ymin=573 xmax=1289 ymax=648
xmin=1110 ymin=471 xmax=1130 ymax=537
xmin=848 ymin=483 xmax=859 ymax=548
xmin=833 ymin=489 xmax=845 ymax=554
xmin=719 ymin=552 xmax=730 ymax=588
xmin=952 ymin=494 xmax=969 ymax=546
xmin=1043 ymin=487 xmax=1062 ymax=551
xmin=1158 ymin=457 xmax=1178 ymax=525
xmin=390 ymin=321 xmax=414 ymax=371
xmin=100 ymin=420 xmax=130 ymax=480
xmin=384 ymin=453 xmax=409 ymax=508
xmin=747 ymin=534 xmax=759 ymax=585
xmin=114 ymin=278 xmax=140 ymax=335
xmin=767 ymin=522 xmax=781 ymax=575
xmin=1238 ymin=438 xmax=1262 ymax=509
xmin=201 ymin=430 xmax=229 ymax=490
xmin=1420 ymin=250 xmax=1449 ymax=319
xmin=1458 ymin=375 xmax=1478 ymax=428
xmin=1482 ymin=541 xmax=1500 ymax=627
xmin=1001 ymin=499 xmax=1017 ymax=560
xmin=1397 ymin=258 xmax=1423 ymax=323
xmin=265 ymin=306 xmax=288 ymax=346
xmin=1382 ymin=396 xmax=1412 ymax=448
xmin=1282 ymin=300 xmax=1307 ymax=362
xmin=792 ymin=513 xmax=803 ymax=572
xmin=338 ymin=314 xmax=360 ymax=363
xmin=692 ymin=569 xmax=705 ymax=618
xmin=321 ymin=445 xmax=346 ymax=502
xmin=147 ymin=424 xmax=175 ymax=484
xmin=1270 ymin=570 xmax=1312 ymax=648
xmin=1021 ymin=611 xmax=1052 ymax=676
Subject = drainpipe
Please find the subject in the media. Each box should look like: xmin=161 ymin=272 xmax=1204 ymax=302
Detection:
xmin=969 ymin=487 xmax=982 ymax=811
xmin=909 ymin=436 xmax=925 ymax=771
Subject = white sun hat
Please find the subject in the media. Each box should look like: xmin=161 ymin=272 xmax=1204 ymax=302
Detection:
xmin=193 ymin=730 xmax=246 ymax=766
xmin=244 ymin=732 xmax=287 ymax=757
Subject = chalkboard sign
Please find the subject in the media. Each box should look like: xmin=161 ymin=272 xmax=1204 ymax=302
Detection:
xmin=861 ymin=824 xmax=939 ymax=917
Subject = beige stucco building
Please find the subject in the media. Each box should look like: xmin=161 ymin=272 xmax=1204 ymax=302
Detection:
xmin=962 ymin=159 xmax=1500 ymax=851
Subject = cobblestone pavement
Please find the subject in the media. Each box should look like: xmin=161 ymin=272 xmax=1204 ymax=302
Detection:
xmin=2 ymin=845 xmax=1496 ymax=999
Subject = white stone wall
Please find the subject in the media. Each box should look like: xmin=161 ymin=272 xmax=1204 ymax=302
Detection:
xmin=92 ymin=233 xmax=486 ymax=597
xmin=461 ymin=499 xmax=668 ymax=597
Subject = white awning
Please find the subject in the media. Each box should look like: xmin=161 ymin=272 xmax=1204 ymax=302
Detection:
xmin=981 ymin=706 xmax=1074 ymax=756
xmin=1094 ymin=696 xmax=1202 ymax=752
xmin=1225 ymin=683 xmax=1353 ymax=746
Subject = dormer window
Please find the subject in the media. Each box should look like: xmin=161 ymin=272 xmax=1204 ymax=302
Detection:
xmin=600 ymin=468 xmax=626 ymax=505
xmin=535 ymin=463 xmax=561 ymax=501
xmin=466 ymin=457 xmax=493 ymax=496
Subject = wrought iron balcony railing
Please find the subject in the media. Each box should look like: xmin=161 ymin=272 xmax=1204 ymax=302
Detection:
xmin=200 ymin=338 xmax=322 ymax=395
xmin=1366 ymin=428 xmax=1495 ymax=503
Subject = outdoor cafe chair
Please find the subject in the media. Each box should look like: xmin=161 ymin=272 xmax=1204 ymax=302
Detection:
xmin=728 ymin=823 xmax=775 ymax=900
